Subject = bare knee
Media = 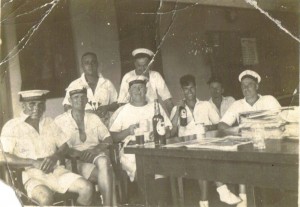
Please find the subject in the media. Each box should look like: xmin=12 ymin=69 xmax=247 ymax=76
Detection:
xmin=73 ymin=178 xmax=94 ymax=196
xmin=95 ymin=156 xmax=110 ymax=169
xmin=31 ymin=185 xmax=53 ymax=206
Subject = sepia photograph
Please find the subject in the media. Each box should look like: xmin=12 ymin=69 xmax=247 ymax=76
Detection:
xmin=0 ymin=0 xmax=299 ymax=206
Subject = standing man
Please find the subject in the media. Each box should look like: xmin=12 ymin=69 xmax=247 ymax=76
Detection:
xmin=56 ymin=86 xmax=113 ymax=206
xmin=0 ymin=90 xmax=93 ymax=206
xmin=218 ymin=70 xmax=281 ymax=207
xmin=170 ymin=75 xmax=241 ymax=207
xmin=63 ymin=52 xmax=118 ymax=126
xmin=207 ymin=76 xmax=235 ymax=118
xmin=117 ymin=48 xmax=174 ymax=113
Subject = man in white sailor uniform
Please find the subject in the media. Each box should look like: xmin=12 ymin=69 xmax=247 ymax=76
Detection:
xmin=0 ymin=90 xmax=93 ymax=206
xmin=117 ymin=48 xmax=174 ymax=113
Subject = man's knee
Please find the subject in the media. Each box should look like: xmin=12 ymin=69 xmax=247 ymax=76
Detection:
xmin=95 ymin=156 xmax=110 ymax=169
xmin=72 ymin=178 xmax=94 ymax=196
xmin=31 ymin=185 xmax=54 ymax=205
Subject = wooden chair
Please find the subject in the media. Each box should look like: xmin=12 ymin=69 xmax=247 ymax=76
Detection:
xmin=109 ymin=142 xmax=129 ymax=204
xmin=0 ymin=161 xmax=77 ymax=206
xmin=66 ymin=144 xmax=129 ymax=205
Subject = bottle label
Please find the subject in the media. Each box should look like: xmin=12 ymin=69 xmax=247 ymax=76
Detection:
xmin=180 ymin=109 xmax=187 ymax=118
xmin=156 ymin=120 xmax=166 ymax=136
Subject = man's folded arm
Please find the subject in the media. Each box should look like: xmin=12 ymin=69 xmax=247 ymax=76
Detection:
xmin=0 ymin=152 xmax=40 ymax=168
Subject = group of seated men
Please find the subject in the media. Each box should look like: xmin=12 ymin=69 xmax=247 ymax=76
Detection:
xmin=0 ymin=48 xmax=281 ymax=206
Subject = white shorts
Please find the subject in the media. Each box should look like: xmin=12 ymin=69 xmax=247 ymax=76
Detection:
xmin=66 ymin=153 xmax=107 ymax=179
xmin=23 ymin=166 xmax=81 ymax=198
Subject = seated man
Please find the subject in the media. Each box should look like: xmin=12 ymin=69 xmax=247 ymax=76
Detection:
xmin=0 ymin=90 xmax=93 ymax=206
xmin=110 ymin=76 xmax=172 ymax=181
xmin=110 ymin=76 xmax=172 ymax=205
xmin=219 ymin=70 xmax=281 ymax=207
xmin=170 ymin=75 xmax=241 ymax=207
xmin=55 ymin=86 xmax=113 ymax=206
xmin=207 ymin=76 xmax=235 ymax=118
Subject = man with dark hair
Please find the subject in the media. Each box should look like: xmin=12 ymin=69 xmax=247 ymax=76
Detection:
xmin=170 ymin=75 xmax=241 ymax=207
xmin=171 ymin=74 xmax=220 ymax=137
xmin=0 ymin=90 xmax=93 ymax=206
xmin=63 ymin=52 xmax=118 ymax=126
xmin=207 ymin=76 xmax=235 ymax=118
xmin=56 ymin=85 xmax=113 ymax=206
xmin=117 ymin=48 xmax=174 ymax=113
xmin=180 ymin=74 xmax=196 ymax=86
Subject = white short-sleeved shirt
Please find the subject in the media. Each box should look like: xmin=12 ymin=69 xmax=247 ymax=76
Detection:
xmin=208 ymin=96 xmax=235 ymax=118
xmin=63 ymin=73 xmax=118 ymax=110
xmin=0 ymin=113 xmax=77 ymax=188
xmin=117 ymin=70 xmax=172 ymax=103
xmin=0 ymin=113 xmax=68 ymax=160
xmin=221 ymin=95 xmax=281 ymax=126
xmin=170 ymin=99 xmax=220 ymax=137
xmin=109 ymin=102 xmax=172 ymax=181
xmin=110 ymin=102 xmax=172 ymax=138
xmin=55 ymin=111 xmax=110 ymax=151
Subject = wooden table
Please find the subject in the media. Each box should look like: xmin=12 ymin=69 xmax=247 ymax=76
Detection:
xmin=124 ymin=136 xmax=298 ymax=206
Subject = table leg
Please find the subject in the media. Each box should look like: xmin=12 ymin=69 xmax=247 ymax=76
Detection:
xmin=136 ymin=156 xmax=154 ymax=206
xmin=170 ymin=176 xmax=179 ymax=207
xmin=246 ymin=186 xmax=263 ymax=207
xmin=178 ymin=177 xmax=184 ymax=207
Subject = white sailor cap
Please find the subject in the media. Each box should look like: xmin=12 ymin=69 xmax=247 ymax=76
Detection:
xmin=18 ymin=90 xmax=49 ymax=102
xmin=128 ymin=76 xmax=148 ymax=88
xmin=238 ymin=70 xmax=261 ymax=83
xmin=66 ymin=85 xmax=87 ymax=97
xmin=132 ymin=48 xmax=154 ymax=57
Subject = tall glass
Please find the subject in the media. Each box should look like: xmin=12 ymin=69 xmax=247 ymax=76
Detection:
xmin=195 ymin=123 xmax=205 ymax=141
xmin=252 ymin=124 xmax=266 ymax=149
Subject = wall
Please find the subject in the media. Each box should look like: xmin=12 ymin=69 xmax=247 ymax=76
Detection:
xmin=158 ymin=4 xmax=299 ymax=102
xmin=69 ymin=0 xmax=121 ymax=89
xmin=2 ymin=16 xmax=22 ymax=118
xmin=4 ymin=1 xmax=121 ymax=119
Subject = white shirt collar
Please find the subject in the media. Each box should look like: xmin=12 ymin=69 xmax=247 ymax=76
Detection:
xmin=209 ymin=96 xmax=224 ymax=103
xmin=134 ymin=70 xmax=151 ymax=77
xmin=20 ymin=112 xmax=46 ymax=125
xmin=20 ymin=112 xmax=30 ymax=122
xmin=80 ymin=73 xmax=105 ymax=88
xmin=243 ymin=94 xmax=262 ymax=106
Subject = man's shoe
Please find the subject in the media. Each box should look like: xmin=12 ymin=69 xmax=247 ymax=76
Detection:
xmin=216 ymin=185 xmax=242 ymax=205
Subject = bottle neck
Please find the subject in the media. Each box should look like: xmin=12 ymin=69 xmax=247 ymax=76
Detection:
xmin=154 ymin=100 xmax=160 ymax=115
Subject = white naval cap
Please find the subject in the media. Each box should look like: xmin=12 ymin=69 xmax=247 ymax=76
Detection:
xmin=18 ymin=90 xmax=49 ymax=102
xmin=128 ymin=75 xmax=148 ymax=88
xmin=132 ymin=48 xmax=154 ymax=57
xmin=66 ymin=84 xmax=87 ymax=96
xmin=238 ymin=70 xmax=261 ymax=83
